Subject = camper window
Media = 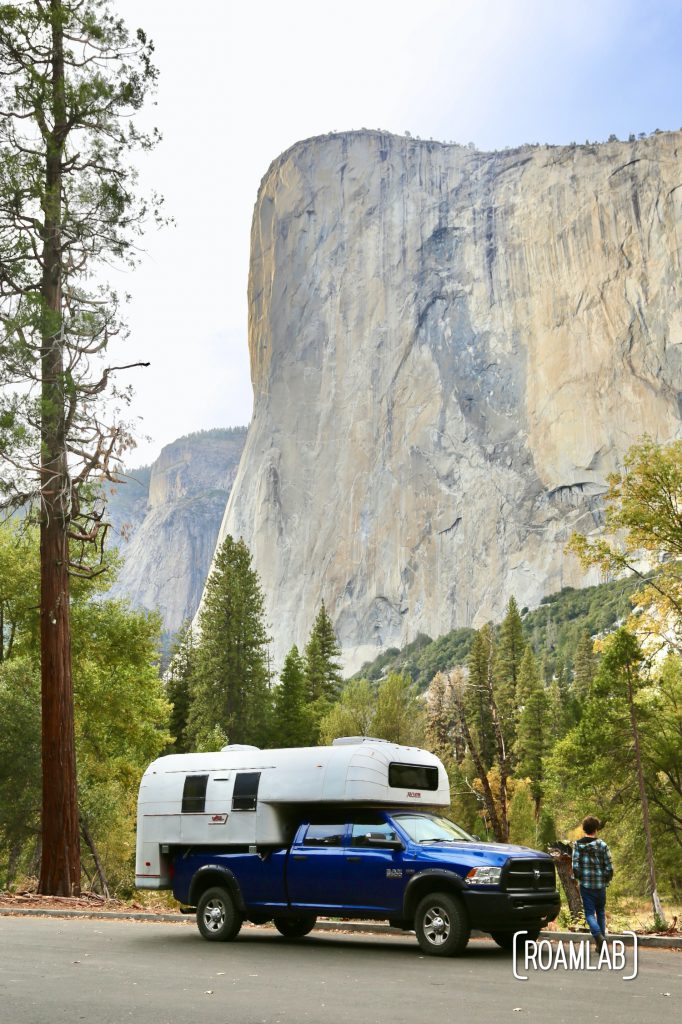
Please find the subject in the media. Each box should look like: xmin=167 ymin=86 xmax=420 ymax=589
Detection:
xmin=388 ymin=763 xmax=439 ymax=791
xmin=232 ymin=771 xmax=261 ymax=811
xmin=182 ymin=774 xmax=209 ymax=812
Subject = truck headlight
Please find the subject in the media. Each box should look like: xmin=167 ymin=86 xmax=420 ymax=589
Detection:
xmin=465 ymin=866 xmax=502 ymax=886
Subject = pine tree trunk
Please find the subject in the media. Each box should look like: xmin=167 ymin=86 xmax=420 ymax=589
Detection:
xmin=80 ymin=817 xmax=110 ymax=899
xmin=39 ymin=504 xmax=80 ymax=895
xmin=38 ymin=0 xmax=81 ymax=897
xmin=485 ymin=653 xmax=510 ymax=842
xmin=451 ymin=679 xmax=504 ymax=840
xmin=625 ymin=665 xmax=666 ymax=926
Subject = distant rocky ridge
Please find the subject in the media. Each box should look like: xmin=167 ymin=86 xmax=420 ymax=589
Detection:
xmin=214 ymin=129 xmax=682 ymax=673
xmin=106 ymin=427 xmax=247 ymax=634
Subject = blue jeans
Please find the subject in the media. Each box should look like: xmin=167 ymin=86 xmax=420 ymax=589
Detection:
xmin=580 ymin=885 xmax=607 ymax=939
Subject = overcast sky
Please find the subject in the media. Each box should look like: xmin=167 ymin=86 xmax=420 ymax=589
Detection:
xmin=111 ymin=0 xmax=682 ymax=465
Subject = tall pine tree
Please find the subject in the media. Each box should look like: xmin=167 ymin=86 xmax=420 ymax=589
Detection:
xmin=495 ymin=596 xmax=526 ymax=744
xmin=165 ymin=622 xmax=195 ymax=753
xmin=0 ymin=0 xmax=163 ymax=896
xmin=465 ymin=625 xmax=496 ymax=769
xmin=573 ymin=630 xmax=596 ymax=702
xmin=187 ymin=536 xmax=271 ymax=749
xmin=515 ymin=646 xmax=549 ymax=815
xmin=304 ymin=602 xmax=343 ymax=738
xmin=272 ymin=645 xmax=311 ymax=747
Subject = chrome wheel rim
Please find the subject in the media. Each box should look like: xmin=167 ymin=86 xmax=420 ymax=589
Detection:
xmin=423 ymin=906 xmax=451 ymax=945
xmin=203 ymin=898 xmax=226 ymax=933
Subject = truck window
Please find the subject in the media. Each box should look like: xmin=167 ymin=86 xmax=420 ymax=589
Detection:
xmin=302 ymin=824 xmax=345 ymax=846
xmin=232 ymin=771 xmax=261 ymax=811
xmin=351 ymin=821 xmax=399 ymax=847
xmin=182 ymin=774 xmax=209 ymax=813
xmin=388 ymin=763 xmax=439 ymax=791
xmin=392 ymin=813 xmax=472 ymax=843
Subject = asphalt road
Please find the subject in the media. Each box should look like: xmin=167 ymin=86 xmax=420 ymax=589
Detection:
xmin=0 ymin=917 xmax=680 ymax=1024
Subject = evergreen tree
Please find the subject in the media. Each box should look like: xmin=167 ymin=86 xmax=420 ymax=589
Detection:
xmin=554 ymin=656 xmax=569 ymax=697
xmin=304 ymin=602 xmax=343 ymax=738
xmin=546 ymin=629 xmax=669 ymax=923
xmin=187 ymin=536 xmax=272 ymax=749
xmin=597 ymin=630 xmax=666 ymax=924
xmin=508 ymin=779 xmax=537 ymax=847
xmin=0 ymin=0 xmax=163 ymax=896
xmin=166 ymin=623 xmax=195 ymax=753
xmin=515 ymin=646 xmax=549 ymax=814
xmin=461 ymin=628 xmax=512 ymax=841
xmin=0 ymin=591 xmax=170 ymax=891
xmin=546 ymin=676 xmax=566 ymax=742
xmin=373 ymin=672 xmax=425 ymax=745
xmin=425 ymin=671 xmax=457 ymax=763
xmin=495 ymin=596 xmax=525 ymax=742
xmin=645 ymin=656 xmax=682 ymax=866
xmin=272 ymin=646 xmax=311 ymax=747
xmin=450 ymin=668 xmax=506 ymax=841
xmin=465 ymin=626 xmax=496 ymax=769
xmin=319 ymin=678 xmax=376 ymax=744
xmin=573 ymin=630 xmax=596 ymax=702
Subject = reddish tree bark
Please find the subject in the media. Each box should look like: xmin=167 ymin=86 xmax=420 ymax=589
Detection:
xmin=38 ymin=1 xmax=80 ymax=896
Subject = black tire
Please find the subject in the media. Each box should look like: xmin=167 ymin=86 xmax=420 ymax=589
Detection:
xmin=273 ymin=914 xmax=317 ymax=938
xmin=414 ymin=892 xmax=470 ymax=956
xmin=490 ymin=928 xmax=541 ymax=951
xmin=196 ymin=886 xmax=243 ymax=942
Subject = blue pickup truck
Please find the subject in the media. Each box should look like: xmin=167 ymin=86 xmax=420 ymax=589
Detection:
xmin=173 ymin=808 xmax=560 ymax=956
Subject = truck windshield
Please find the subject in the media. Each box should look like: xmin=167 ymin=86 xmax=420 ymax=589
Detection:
xmin=392 ymin=813 xmax=473 ymax=844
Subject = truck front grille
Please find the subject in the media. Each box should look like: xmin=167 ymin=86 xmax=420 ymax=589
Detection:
xmin=504 ymin=858 xmax=556 ymax=892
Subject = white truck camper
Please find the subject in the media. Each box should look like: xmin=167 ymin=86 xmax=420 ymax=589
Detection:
xmin=136 ymin=737 xmax=450 ymax=890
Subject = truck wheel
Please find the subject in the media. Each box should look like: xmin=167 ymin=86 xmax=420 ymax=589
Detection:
xmin=197 ymin=886 xmax=243 ymax=942
xmin=414 ymin=892 xmax=470 ymax=956
xmin=490 ymin=928 xmax=541 ymax=951
xmin=273 ymin=914 xmax=317 ymax=938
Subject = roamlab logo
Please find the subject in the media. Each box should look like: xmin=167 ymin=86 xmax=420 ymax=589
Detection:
xmin=512 ymin=931 xmax=639 ymax=981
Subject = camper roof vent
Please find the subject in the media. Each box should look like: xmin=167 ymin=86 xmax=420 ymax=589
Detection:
xmin=332 ymin=736 xmax=390 ymax=746
xmin=220 ymin=744 xmax=261 ymax=752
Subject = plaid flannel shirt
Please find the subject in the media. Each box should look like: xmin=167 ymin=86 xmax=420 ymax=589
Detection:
xmin=572 ymin=836 xmax=613 ymax=888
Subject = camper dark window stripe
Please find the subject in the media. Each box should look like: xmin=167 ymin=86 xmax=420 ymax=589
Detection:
xmin=182 ymin=774 xmax=209 ymax=813
xmin=232 ymin=771 xmax=261 ymax=811
xmin=388 ymin=763 xmax=439 ymax=791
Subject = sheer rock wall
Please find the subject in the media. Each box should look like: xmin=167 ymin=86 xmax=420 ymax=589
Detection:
xmin=108 ymin=430 xmax=246 ymax=633
xmin=217 ymin=130 xmax=682 ymax=671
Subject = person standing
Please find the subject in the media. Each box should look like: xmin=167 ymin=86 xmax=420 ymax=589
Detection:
xmin=572 ymin=815 xmax=614 ymax=949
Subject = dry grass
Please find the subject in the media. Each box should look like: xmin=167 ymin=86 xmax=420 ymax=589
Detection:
xmin=606 ymin=897 xmax=681 ymax=935
xmin=0 ymin=888 xmax=179 ymax=914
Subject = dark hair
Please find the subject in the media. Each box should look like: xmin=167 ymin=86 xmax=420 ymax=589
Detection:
xmin=582 ymin=815 xmax=601 ymax=834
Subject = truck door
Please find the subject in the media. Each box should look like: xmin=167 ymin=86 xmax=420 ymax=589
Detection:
xmin=343 ymin=819 xmax=405 ymax=913
xmin=286 ymin=823 xmax=350 ymax=910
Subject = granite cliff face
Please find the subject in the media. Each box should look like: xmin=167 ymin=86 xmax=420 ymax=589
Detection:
xmin=217 ymin=130 xmax=682 ymax=671
xmin=108 ymin=428 xmax=247 ymax=634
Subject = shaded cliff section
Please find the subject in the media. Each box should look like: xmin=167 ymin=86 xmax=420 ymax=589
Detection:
xmin=217 ymin=129 xmax=682 ymax=672
xmin=106 ymin=428 xmax=247 ymax=635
